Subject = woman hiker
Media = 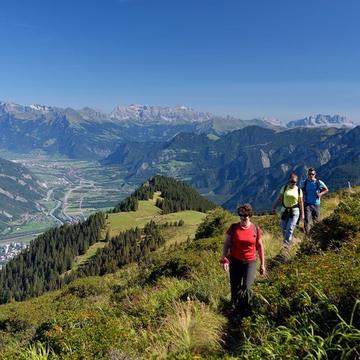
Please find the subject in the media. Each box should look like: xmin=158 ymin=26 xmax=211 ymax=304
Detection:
xmin=220 ymin=203 xmax=266 ymax=319
xmin=272 ymin=173 xmax=304 ymax=246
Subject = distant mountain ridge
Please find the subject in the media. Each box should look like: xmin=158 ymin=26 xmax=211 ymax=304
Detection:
xmin=286 ymin=114 xmax=355 ymax=128
xmin=103 ymin=125 xmax=360 ymax=212
xmin=0 ymin=100 xmax=277 ymax=127
xmin=0 ymin=99 xmax=356 ymax=163
xmin=110 ymin=104 xmax=213 ymax=124
xmin=0 ymin=100 xmax=282 ymax=158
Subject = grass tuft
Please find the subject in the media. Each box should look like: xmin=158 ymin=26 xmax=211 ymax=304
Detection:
xmin=19 ymin=342 xmax=55 ymax=360
xmin=155 ymin=300 xmax=225 ymax=357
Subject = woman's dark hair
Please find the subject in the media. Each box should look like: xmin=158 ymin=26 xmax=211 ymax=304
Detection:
xmin=237 ymin=203 xmax=254 ymax=217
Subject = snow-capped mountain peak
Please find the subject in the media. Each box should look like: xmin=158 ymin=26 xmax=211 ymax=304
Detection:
xmin=29 ymin=104 xmax=51 ymax=113
xmin=286 ymin=114 xmax=355 ymax=128
xmin=110 ymin=104 xmax=213 ymax=124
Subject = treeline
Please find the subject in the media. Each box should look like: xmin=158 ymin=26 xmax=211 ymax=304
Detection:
xmin=152 ymin=175 xmax=216 ymax=213
xmin=114 ymin=175 xmax=217 ymax=214
xmin=72 ymin=221 xmax=164 ymax=278
xmin=114 ymin=183 xmax=155 ymax=212
xmin=0 ymin=213 xmax=105 ymax=304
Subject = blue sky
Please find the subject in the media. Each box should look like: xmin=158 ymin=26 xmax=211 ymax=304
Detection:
xmin=1 ymin=0 xmax=360 ymax=121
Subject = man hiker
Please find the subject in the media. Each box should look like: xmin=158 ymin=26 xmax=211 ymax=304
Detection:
xmin=301 ymin=167 xmax=329 ymax=234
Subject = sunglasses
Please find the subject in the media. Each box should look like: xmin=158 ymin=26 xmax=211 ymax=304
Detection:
xmin=239 ymin=214 xmax=249 ymax=218
xmin=289 ymin=181 xmax=297 ymax=184
xmin=308 ymin=173 xmax=316 ymax=176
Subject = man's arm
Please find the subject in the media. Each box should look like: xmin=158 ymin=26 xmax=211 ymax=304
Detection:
xmin=318 ymin=181 xmax=329 ymax=197
xmin=299 ymin=190 xmax=304 ymax=220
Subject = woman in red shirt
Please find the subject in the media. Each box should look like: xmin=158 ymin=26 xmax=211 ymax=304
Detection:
xmin=221 ymin=203 xmax=266 ymax=318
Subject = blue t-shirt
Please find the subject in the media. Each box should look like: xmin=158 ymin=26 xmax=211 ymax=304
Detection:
xmin=300 ymin=178 xmax=327 ymax=205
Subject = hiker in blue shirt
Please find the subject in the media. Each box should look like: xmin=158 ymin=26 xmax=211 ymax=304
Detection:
xmin=300 ymin=168 xmax=329 ymax=234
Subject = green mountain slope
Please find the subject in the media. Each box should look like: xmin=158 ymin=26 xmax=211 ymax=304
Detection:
xmin=0 ymin=176 xmax=214 ymax=303
xmin=0 ymin=157 xmax=44 ymax=228
xmin=0 ymin=188 xmax=358 ymax=359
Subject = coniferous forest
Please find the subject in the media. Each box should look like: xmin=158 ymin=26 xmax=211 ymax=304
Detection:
xmin=73 ymin=221 xmax=164 ymax=278
xmin=0 ymin=213 xmax=105 ymax=303
xmin=115 ymin=175 xmax=217 ymax=213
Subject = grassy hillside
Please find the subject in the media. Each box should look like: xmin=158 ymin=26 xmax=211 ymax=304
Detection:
xmin=0 ymin=189 xmax=359 ymax=359
xmin=72 ymin=192 xmax=206 ymax=271
xmin=107 ymin=191 xmax=205 ymax=236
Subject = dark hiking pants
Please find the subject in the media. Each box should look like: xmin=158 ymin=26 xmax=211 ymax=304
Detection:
xmin=229 ymin=257 xmax=257 ymax=316
xmin=304 ymin=203 xmax=320 ymax=234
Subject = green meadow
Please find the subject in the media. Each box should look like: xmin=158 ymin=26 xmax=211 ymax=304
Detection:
xmin=0 ymin=188 xmax=359 ymax=359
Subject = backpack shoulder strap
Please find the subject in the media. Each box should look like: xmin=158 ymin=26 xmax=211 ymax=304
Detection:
xmin=302 ymin=179 xmax=308 ymax=195
xmin=281 ymin=184 xmax=288 ymax=207
xmin=229 ymin=223 xmax=237 ymax=240
xmin=302 ymin=179 xmax=307 ymax=190
xmin=253 ymin=223 xmax=259 ymax=242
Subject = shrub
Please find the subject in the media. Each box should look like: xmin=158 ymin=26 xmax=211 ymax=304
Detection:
xmin=33 ymin=314 xmax=129 ymax=358
xmin=195 ymin=208 xmax=233 ymax=240
xmin=0 ymin=317 xmax=31 ymax=333
xmin=238 ymin=300 xmax=360 ymax=359
xmin=62 ymin=278 xmax=107 ymax=299
xmin=307 ymin=193 xmax=360 ymax=252
xmin=64 ymin=283 xmax=103 ymax=299
xmin=147 ymin=255 xmax=197 ymax=282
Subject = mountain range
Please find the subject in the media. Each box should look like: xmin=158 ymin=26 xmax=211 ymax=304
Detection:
xmin=1 ymin=100 xmax=356 ymax=159
xmin=1 ymin=100 xmax=359 ymax=213
xmin=102 ymin=125 xmax=360 ymax=212
xmin=0 ymin=101 xmax=281 ymax=159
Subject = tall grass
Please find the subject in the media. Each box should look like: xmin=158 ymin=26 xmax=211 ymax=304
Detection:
xmin=19 ymin=342 xmax=56 ymax=360
xmin=239 ymin=291 xmax=360 ymax=359
xmin=151 ymin=300 xmax=225 ymax=358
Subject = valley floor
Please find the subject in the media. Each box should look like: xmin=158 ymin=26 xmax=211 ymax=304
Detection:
xmin=0 ymin=152 xmax=133 ymax=244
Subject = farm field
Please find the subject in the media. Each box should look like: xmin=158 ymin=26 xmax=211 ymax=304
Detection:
xmin=0 ymin=151 xmax=133 ymax=244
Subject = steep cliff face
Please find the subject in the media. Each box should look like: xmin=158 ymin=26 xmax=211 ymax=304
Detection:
xmin=0 ymin=157 xmax=44 ymax=224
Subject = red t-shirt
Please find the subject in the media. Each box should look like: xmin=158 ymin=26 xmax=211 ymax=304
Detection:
xmin=226 ymin=223 xmax=261 ymax=262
